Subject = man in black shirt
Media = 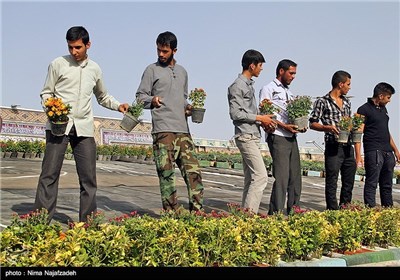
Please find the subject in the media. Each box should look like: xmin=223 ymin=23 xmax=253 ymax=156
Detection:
xmin=355 ymin=82 xmax=400 ymax=207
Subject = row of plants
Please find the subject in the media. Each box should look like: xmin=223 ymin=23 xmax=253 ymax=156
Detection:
xmin=194 ymin=151 xmax=375 ymax=178
xmin=0 ymin=139 xmax=45 ymax=156
xmin=2 ymin=141 xmax=398 ymax=180
xmin=0 ymin=140 xmax=154 ymax=161
xmin=96 ymin=144 xmax=152 ymax=159
xmin=1 ymin=203 xmax=399 ymax=267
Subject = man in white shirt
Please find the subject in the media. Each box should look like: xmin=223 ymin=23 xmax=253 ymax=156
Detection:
xmin=259 ymin=59 xmax=304 ymax=215
xmin=34 ymin=26 xmax=129 ymax=223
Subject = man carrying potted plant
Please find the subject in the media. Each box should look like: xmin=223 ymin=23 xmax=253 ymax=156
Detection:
xmin=34 ymin=26 xmax=129 ymax=223
xmin=354 ymin=82 xmax=400 ymax=208
xmin=259 ymin=59 xmax=306 ymax=215
xmin=309 ymin=70 xmax=357 ymax=210
xmin=228 ymin=49 xmax=276 ymax=214
xmin=136 ymin=31 xmax=204 ymax=213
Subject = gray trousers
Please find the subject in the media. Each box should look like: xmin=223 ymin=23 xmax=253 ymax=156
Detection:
xmin=235 ymin=134 xmax=268 ymax=214
xmin=34 ymin=127 xmax=97 ymax=222
xmin=267 ymin=134 xmax=302 ymax=215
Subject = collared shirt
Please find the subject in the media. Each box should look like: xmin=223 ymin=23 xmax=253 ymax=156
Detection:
xmin=357 ymin=97 xmax=392 ymax=152
xmin=259 ymin=78 xmax=295 ymax=138
xmin=136 ymin=61 xmax=190 ymax=134
xmin=228 ymin=74 xmax=260 ymax=139
xmin=40 ymin=55 xmax=121 ymax=137
xmin=309 ymin=92 xmax=352 ymax=140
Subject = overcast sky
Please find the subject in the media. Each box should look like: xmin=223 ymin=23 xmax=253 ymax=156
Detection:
xmin=1 ymin=0 xmax=399 ymax=150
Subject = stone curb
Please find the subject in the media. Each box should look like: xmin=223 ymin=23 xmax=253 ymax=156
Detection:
xmin=277 ymin=248 xmax=400 ymax=267
xmin=341 ymin=248 xmax=400 ymax=266
xmin=277 ymin=256 xmax=346 ymax=267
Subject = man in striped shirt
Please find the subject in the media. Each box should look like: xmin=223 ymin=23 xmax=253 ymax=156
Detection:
xmin=309 ymin=70 xmax=357 ymax=210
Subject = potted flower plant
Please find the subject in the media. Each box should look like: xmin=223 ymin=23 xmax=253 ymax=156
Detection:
xmin=120 ymin=99 xmax=144 ymax=133
xmin=351 ymin=113 xmax=364 ymax=143
xmin=337 ymin=115 xmax=352 ymax=143
xmin=259 ymin=98 xmax=280 ymax=119
xmin=188 ymin=88 xmax=207 ymax=123
xmin=338 ymin=115 xmax=352 ymax=131
xmin=44 ymin=97 xmax=72 ymax=136
xmin=286 ymin=95 xmax=312 ymax=130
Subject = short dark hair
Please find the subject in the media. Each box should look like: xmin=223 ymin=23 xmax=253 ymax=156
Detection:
xmin=156 ymin=31 xmax=177 ymax=50
xmin=331 ymin=70 xmax=351 ymax=88
xmin=241 ymin=49 xmax=265 ymax=71
xmin=276 ymin=59 xmax=297 ymax=77
xmin=66 ymin=26 xmax=90 ymax=45
xmin=373 ymin=82 xmax=395 ymax=97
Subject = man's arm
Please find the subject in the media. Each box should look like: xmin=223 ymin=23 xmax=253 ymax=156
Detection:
xmin=390 ymin=134 xmax=400 ymax=164
xmin=136 ymin=66 xmax=156 ymax=109
xmin=40 ymin=63 xmax=57 ymax=109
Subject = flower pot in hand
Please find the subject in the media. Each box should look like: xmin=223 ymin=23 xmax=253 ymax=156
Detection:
xmin=191 ymin=108 xmax=206 ymax=124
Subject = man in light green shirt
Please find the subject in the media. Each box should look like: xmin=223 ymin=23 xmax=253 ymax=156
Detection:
xmin=34 ymin=26 xmax=129 ymax=223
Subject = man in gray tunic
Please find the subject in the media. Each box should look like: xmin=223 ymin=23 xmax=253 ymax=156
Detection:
xmin=136 ymin=31 xmax=204 ymax=212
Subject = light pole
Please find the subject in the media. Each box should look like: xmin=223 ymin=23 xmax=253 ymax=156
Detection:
xmin=305 ymin=140 xmax=324 ymax=153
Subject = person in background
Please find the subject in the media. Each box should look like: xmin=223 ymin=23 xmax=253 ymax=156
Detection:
xmin=136 ymin=31 xmax=204 ymax=212
xmin=355 ymin=82 xmax=400 ymax=208
xmin=227 ymin=49 xmax=276 ymax=214
xmin=309 ymin=70 xmax=356 ymax=210
xmin=259 ymin=59 xmax=305 ymax=215
xmin=34 ymin=26 xmax=129 ymax=223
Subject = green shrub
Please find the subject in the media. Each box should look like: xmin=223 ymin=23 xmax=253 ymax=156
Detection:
xmin=1 ymin=205 xmax=400 ymax=267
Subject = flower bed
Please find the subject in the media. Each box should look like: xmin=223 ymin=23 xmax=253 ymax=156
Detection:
xmin=1 ymin=203 xmax=399 ymax=267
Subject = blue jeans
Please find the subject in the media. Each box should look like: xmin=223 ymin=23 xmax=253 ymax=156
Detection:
xmin=363 ymin=150 xmax=395 ymax=207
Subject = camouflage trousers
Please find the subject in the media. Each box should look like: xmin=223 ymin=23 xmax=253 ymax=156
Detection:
xmin=152 ymin=132 xmax=204 ymax=211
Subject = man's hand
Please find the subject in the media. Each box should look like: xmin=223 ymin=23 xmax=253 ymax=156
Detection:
xmin=325 ymin=124 xmax=339 ymax=135
xmin=185 ymin=104 xmax=193 ymax=117
xmin=258 ymin=114 xmax=277 ymax=127
xmin=262 ymin=123 xmax=276 ymax=133
xmin=296 ymin=127 xmax=308 ymax=133
xmin=151 ymin=96 xmax=163 ymax=108
xmin=118 ymin=103 xmax=129 ymax=113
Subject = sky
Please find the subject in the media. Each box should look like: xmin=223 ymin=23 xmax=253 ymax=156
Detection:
xmin=1 ymin=0 xmax=399 ymax=150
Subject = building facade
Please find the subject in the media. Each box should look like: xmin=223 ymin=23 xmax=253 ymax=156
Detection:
xmin=0 ymin=106 xmax=323 ymax=160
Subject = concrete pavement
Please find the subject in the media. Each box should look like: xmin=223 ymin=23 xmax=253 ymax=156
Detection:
xmin=1 ymin=157 xmax=399 ymax=267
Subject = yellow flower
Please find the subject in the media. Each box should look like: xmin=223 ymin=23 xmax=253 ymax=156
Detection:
xmin=44 ymin=97 xmax=72 ymax=123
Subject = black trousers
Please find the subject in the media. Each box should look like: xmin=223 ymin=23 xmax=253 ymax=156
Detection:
xmin=267 ymin=134 xmax=302 ymax=215
xmin=324 ymin=142 xmax=357 ymax=210
xmin=363 ymin=150 xmax=395 ymax=207
xmin=34 ymin=126 xmax=97 ymax=222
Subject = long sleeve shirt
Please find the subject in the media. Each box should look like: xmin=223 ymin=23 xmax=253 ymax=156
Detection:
xmin=40 ymin=55 xmax=121 ymax=137
xmin=259 ymin=78 xmax=295 ymax=138
xmin=136 ymin=61 xmax=190 ymax=134
xmin=227 ymin=74 xmax=261 ymax=139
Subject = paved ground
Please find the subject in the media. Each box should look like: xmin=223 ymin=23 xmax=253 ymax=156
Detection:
xmin=1 ymin=157 xmax=399 ymax=269
xmin=1 ymin=157 xmax=399 ymax=227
